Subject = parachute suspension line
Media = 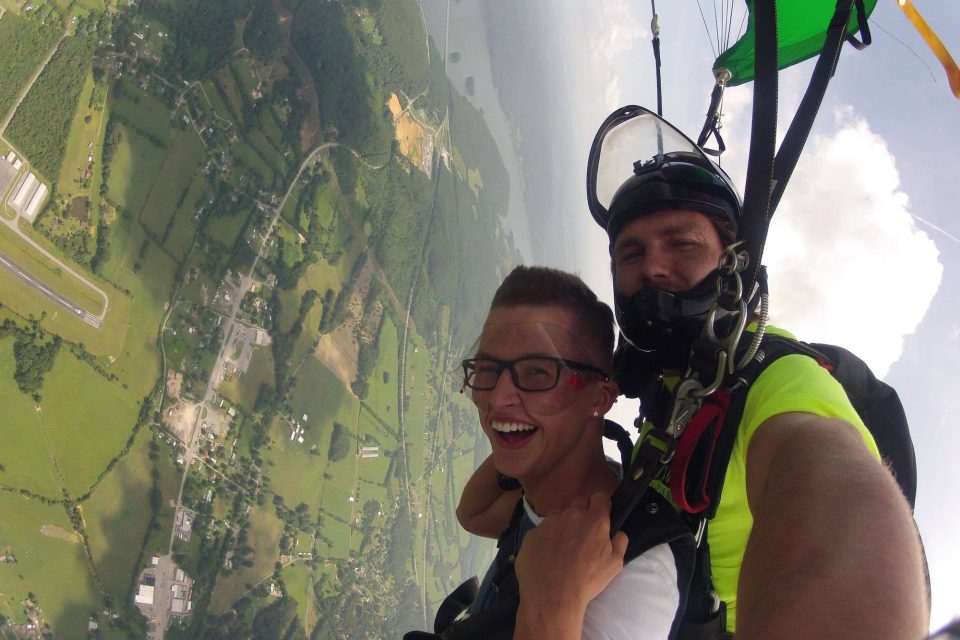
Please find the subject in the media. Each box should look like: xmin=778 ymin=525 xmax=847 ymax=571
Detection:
xmin=650 ymin=0 xmax=663 ymax=116
xmin=695 ymin=0 xmax=717 ymax=59
xmin=712 ymin=0 xmax=721 ymax=59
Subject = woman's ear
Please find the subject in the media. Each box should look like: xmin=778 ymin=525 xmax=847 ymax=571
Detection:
xmin=594 ymin=379 xmax=619 ymax=416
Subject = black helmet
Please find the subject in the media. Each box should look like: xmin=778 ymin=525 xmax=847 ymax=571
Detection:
xmin=586 ymin=106 xmax=751 ymax=368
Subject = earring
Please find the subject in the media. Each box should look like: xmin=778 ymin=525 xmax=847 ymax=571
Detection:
xmin=592 ymin=410 xmax=599 ymax=417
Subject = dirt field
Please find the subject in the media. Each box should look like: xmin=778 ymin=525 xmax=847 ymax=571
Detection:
xmin=387 ymin=93 xmax=430 ymax=174
xmin=313 ymin=257 xmax=381 ymax=390
xmin=166 ymin=369 xmax=183 ymax=399
xmin=163 ymin=399 xmax=200 ymax=443
xmin=40 ymin=524 xmax=79 ymax=543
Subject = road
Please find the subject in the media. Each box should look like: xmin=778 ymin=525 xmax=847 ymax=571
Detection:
xmin=159 ymin=142 xmax=339 ymax=638
xmin=0 ymin=248 xmax=101 ymax=328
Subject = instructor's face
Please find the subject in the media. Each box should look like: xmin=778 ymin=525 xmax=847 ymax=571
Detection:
xmin=612 ymin=209 xmax=725 ymax=297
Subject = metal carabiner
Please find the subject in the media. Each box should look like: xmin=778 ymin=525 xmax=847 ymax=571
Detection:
xmin=666 ymin=377 xmax=705 ymax=438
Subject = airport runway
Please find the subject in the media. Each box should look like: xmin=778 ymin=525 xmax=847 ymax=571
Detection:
xmin=0 ymin=250 xmax=101 ymax=328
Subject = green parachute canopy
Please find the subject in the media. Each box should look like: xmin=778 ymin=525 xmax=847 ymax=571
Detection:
xmin=714 ymin=0 xmax=878 ymax=86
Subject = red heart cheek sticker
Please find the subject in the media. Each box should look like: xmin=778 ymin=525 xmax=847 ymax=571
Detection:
xmin=567 ymin=374 xmax=588 ymax=390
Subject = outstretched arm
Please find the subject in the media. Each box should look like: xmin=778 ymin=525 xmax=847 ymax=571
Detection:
xmin=738 ymin=412 xmax=928 ymax=640
xmin=456 ymin=455 xmax=523 ymax=538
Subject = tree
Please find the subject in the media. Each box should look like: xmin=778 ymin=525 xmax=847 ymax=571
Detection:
xmin=328 ymin=422 xmax=351 ymax=462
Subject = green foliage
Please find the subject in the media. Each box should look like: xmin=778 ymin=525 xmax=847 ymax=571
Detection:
xmin=250 ymin=595 xmax=305 ymax=639
xmin=370 ymin=0 xmax=429 ymax=96
xmin=0 ymin=13 xmax=61 ymax=117
xmin=140 ymin=0 xmax=254 ymax=77
xmin=245 ymin=0 xmax=282 ymax=61
xmin=0 ymin=319 xmax=62 ymax=400
xmin=327 ymin=422 xmax=350 ymax=462
xmin=6 ymin=34 xmax=96 ymax=182
xmin=291 ymin=2 xmax=392 ymax=154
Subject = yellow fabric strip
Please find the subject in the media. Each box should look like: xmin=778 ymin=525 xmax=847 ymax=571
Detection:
xmin=896 ymin=0 xmax=960 ymax=99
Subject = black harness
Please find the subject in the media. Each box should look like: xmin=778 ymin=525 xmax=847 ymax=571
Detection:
xmin=405 ymin=468 xmax=696 ymax=640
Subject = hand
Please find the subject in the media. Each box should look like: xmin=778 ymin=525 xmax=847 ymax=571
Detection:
xmin=515 ymin=492 xmax=629 ymax=613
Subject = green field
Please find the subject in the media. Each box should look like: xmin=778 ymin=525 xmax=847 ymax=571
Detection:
xmin=209 ymin=503 xmax=284 ymax=613
xmin=38 ymin=348 xmax=140 ymax=495
xmin=164 ymin=173 xmax=209 ymax=261
xmin=83 ymin=427 xmax=167 ymax=600
xmin=139 ymin=130 xmax=206 ymax=240
xmin=234 ymin=140 xmax=276 ymax=186
xmin=56 ymin=71 xmax=105 ymax=203
xmin=0 ymin=339 xmax=63 ymax=498
xmin=205 ymin=205 xmax=251 ymax=250
xmin=0 ymin=492 xmax=100 ymax=637
xmin=97 ymin=210 xmax=175 ymax=396
xmin=280 ymin=561 xmax=313 ymax=631
xmin=217 ymin=345 xmax=274 ymax=414
xmin=111 ymin=80 xmax=176 ymax=147
xmin=105 ymin=123 xmax=168 ymax=216
xmin=199 ymin=79 xmax=233 ymax=124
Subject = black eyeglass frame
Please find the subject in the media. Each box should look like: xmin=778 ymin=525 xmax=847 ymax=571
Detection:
xmin=461 ymin=356 xmax=609 ymax=392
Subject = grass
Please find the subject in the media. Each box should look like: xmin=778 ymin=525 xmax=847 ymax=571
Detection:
xmin=139 ymin=130 xmax=206 ymax=241
xmin=288 ymin=358 xmax=352 ymax=434
xmin=212 ymin=68 xmax=245 ymax=125
xmin=96 ymin=212 xmax=175 ymax=396
xmin=105 ymin=123 xmax=167 ymax=216
xmin=0 ymin=221 xmax=104 ymax=315
xmin=198 ymin=80 xmax=233 ymax=125
xmin=278 ymin=220 xmax=303 ymax=268
xmin=204 ymin=205 xmax=251 ymax=251
xmin=364 ymin=315 xmax=399 ymax=430
xmin=233 ymin=140 xmax=276 ymax=186
xmin=38 ymin=347 xmax=140 ymax=496
xmin=163 ymin=173 xmax=209 ymax=261
xmin=56 ymin=71 xmax=104 ymax=205
xmin=217 ymin=345 xmax=274 ymax=414
xmin=0 ymin=338 xmax=63 ymax=498
xmin=110 ymin=79 xmax=175 ymax=147
xmin=0 ymin=492 xmax=101 ymax=638
xmin=280 ymin=561 xmax=312 ymax=630
xmin=262 ymin=418 xmax=326 ymax=522
xmin=82 ymin=427 xmax=160 ymax=600
xmin=228 ymin=57 xmax=258 ymax=98
xmin=260 ymin=106 xmax=285 ymax=149
xmin=209 ymin=503 xmax=284 ymax=613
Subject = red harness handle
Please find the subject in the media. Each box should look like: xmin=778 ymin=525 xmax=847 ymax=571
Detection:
xmin=670 ymin=389 xmax=732 ymax=514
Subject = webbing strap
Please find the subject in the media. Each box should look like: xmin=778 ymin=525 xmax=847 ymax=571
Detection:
xmin=741 ymin=0 xmax=867 ymax=297
xmin=670 ymin=389 xmax=732 ymax=514
xmin=737 ymin=0 xmax=778 ymax=299
xmin=609 ymin=426 xmax=673 ymax=534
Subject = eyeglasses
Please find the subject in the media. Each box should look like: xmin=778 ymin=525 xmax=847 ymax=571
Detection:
xmin=461 ymin=357 xmax=609 ymax=393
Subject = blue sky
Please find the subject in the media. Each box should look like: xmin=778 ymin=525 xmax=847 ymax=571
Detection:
xmin=548 ymin=0 xmax=958 ymax=629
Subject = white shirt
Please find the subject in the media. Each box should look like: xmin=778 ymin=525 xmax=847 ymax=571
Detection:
xmin=524 ymin=499 xmax=680 ymax=640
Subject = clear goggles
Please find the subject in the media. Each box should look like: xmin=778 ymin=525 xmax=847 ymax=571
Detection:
xmin=587 ymin=105 xmax=738 ymax=231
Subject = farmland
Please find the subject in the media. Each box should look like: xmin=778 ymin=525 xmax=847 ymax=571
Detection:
xmin=0 ymin=0 xmax=514 ymax=637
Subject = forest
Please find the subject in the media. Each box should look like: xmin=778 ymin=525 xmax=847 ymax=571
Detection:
xmin=6 ymin=34 xmax=95 ymax=182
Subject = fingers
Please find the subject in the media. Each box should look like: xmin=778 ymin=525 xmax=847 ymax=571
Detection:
xmin=611 ymin=530 xmax=629 ymax=559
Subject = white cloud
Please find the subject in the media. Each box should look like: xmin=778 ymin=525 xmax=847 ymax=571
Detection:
xmin=763 ymin=108 xmax=943 ymax=376
xmin=570 ymin=0 xmax=647 ymax=109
